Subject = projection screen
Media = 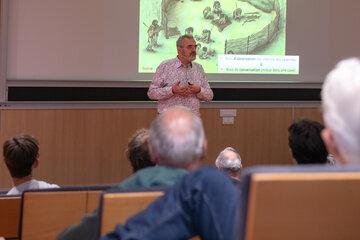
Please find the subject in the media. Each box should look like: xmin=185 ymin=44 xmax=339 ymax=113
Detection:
xmin=4 ymin=0 xmax=358 ymax=87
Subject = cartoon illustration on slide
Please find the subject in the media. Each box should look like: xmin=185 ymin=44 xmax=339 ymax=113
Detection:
xmin=139 ymin=0 xmax=287 ymax=73
xmin=145 ymin=19 xmax=163 ymax=52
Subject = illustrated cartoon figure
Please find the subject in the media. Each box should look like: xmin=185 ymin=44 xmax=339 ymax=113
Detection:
xmin=196 ymin=29 xmax=212 ymax=44
xmin=185 ymin=27 xmax=194 ymax=36
xmin=213 ymin=1 xmax=223 ymax=16
xmin=233 ymin=8 xmax=242 ymax=21
xmin=203 ymin=6 xmax=214 ymax=20
xmin=146 ymin=20 xmax=162 ymax=51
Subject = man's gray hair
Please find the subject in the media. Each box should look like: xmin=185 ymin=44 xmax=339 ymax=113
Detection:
xmin=176 ymin=34 xmax=194 ymax=47
xmin=215 ymin=147 xmax=242 ymax=172
xmin=149 ymin=106 xmax=205 ymax=166
xmin=321 ymin=58 xmax=360 ymax=163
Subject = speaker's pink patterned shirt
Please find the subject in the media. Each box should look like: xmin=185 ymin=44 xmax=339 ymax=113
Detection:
xmin=148 ymin=57 xmax=213 ymax=116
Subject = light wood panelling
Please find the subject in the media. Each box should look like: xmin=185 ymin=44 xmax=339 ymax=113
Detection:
xmin=0 ymin=109 xmax=157 ymax=188
xmin=201 ymin=108 xmax=293 ymax=167
xmin=293 ymin=107 xmax=323 ymax=123
xmin=0 ymin=107 xmax=321 ymax=188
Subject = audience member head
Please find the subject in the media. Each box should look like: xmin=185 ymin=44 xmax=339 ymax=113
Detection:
xmin=215 ymin=147 xmax=242 ymax=181
xmin=149 ymin=106 xmax=206 ymax=170
xmin=3 ymin=134 xmax=39 ymax=178
xmin=288 ymin=119 xmax=328 ymax=164
xmin=126 ymin=128 xmax=155 ymax=173
xmin=321 ymin=58 xmax=360 ymax=164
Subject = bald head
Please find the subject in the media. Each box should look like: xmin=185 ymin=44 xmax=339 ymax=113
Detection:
xmin=149 ymin=106 xmax=206 ymax=169
xmin=321 ymin=58 xmax=360 ymax=164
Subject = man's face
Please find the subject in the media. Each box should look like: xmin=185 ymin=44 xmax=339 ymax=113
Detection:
xmin=177 ymin=37 xmax=197 ymax=64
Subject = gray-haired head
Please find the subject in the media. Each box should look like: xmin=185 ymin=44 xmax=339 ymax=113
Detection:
xmin=149 ymin=106 xmax=205 ymax=169
xmin=215 ymin=147 xmax=242 ymax=180
xmin=176 ymin=34 xmax=195 ymax=47
xmin=321 ymin=58 xmax=360 ymax=164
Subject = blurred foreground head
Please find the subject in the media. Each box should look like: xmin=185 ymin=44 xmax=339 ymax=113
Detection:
xmin=321 ymin=58 xmax=360 ymax=164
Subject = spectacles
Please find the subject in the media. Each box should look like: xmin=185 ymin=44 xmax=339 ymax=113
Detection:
xmin=179 ymin=44 xmax=198 ymax=50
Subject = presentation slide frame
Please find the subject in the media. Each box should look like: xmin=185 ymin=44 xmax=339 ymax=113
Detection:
xmin=139 ymin=0 xmax=287 ymax=74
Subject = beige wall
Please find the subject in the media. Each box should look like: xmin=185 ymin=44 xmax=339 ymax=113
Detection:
xmin=0 ymin=106 xmax=323 ymax=189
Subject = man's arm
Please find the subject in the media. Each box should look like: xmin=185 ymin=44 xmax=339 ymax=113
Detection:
xmin=57 ymin=210 xmax=99 ymax=240
xmin=195 ymin=65 xmax=213 ymax=101
xmin=147 ymin=63 xmax=174 ymax=101
xmin=100 ymin=167 xmax=238 ymax=240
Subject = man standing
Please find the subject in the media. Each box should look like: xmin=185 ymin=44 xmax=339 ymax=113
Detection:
xmin=148 ymin=35 xmax=213 ymax=116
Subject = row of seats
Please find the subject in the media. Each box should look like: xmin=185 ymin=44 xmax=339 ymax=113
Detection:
xmin=2 ymin=165 xmax=360 ymax=240
xmin=0 ymin=186 xmax=163 ymax=240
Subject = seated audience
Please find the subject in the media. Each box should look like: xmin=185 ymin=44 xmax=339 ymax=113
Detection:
xmin=126 ymin=128 xmax=155 ymax=173
xmin=101 ymin=107 xmax=239 ymax=240
xmin=58 ymin=106 xmax=204 ymax=240
xmin=3 ymin=134 xmax=59 ymax=195
xmin=288 ymin=119 xmax=329 ymax=164
xmin=101 ymin=58 xmax=360 ymax=240
xmin=215 ymin=147 xmax=243 ymax=182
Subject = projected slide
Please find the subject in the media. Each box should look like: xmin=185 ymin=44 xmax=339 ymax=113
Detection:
xmin=139 ymin=0 xmax=294 ymax=75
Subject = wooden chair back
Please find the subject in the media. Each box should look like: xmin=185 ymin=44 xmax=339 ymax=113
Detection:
xmin=20 ymin=188 xmax=105 ymax=240
xmin=243 ymin=171 xmax=360 ymax=240
xmin=0 ymin=196 xmax=21 ymax=239
xmin=86 ymin=190 xmax=103 ymax=213
xmin=99 ymin=191 xmax=164 ymax=236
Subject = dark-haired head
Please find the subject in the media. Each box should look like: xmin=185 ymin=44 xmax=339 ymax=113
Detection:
xmin=3 ymin=134 xmax=39 ymax=178
xmin=288 ymin=119 xmax=328 ymax=164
